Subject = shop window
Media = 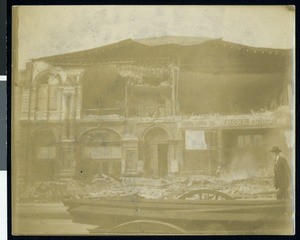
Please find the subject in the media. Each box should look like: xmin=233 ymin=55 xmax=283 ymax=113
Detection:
xmin=185 ymin=131 xmax=217 ymax=150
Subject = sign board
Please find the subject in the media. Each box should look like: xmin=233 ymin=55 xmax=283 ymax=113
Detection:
xmin=185 ymin=131 xmax=207 ymax=150
xmin=181 ymin=115 xmax=285 ymax=128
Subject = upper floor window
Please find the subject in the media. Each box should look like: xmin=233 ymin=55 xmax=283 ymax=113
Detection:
xmin=36 ymin=73 xmax=61 ymax=111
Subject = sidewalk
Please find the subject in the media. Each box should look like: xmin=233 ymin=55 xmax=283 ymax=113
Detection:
xmin=13 ymin=202 xmax=95 ymax=235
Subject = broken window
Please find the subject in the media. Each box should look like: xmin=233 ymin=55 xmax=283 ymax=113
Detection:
xmin=127 ymin=84 xmax=172 ymax=117
xmin=81 ymin=65 xmax=125 ymax=115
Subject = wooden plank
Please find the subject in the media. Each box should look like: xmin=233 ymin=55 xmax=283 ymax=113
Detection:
xmin=65 ymin=199 xmax=290 ymax=214
xmin=70 ymin=205 xmax=291 ymax=222
xmin=64 ymin=197 xmax=291 ymax=207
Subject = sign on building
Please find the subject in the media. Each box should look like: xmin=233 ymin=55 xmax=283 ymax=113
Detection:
xmin=185 ymin=131 xmax=207 ymax=150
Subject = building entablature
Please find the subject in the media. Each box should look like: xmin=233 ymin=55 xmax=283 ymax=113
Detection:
xmin=20 ymin=110 xmax=290 ymax=128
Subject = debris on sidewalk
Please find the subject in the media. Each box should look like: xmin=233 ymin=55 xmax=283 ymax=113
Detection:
xmin=17 ymin=173 xmax=276 ymax=202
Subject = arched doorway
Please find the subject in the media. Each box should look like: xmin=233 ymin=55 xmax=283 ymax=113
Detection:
xmin=32 ymin=130 xmax=57 ymax=182
xmin=144 ymin=127 xmax=170 ymax=178
xmin=79 ymin=128 xmax=122 ymax=179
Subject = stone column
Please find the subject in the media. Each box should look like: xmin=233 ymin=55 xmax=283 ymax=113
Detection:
xmin=170 ymin=140 xmax=183 ymax=174
xmin=122 ymin=138 xmax=139 ymax=175
xmin=177 ymin=141 xmax=184 ymax=173
xmin=150 ymin=143 xmax=158 ymax=177
xmin=62 ymin=87 xmax=75 ymax=140
xmin=75 ymin=85 xmax=82 ymax=120
xmin=30 ymin=87 xmax=36 ymax=120
xmin=59 ymin=140 xmax=76 ymax=180
xmin=168 ymin=144 xmax=175 ymax=174
xmin=58 ymin=88 xmax=76 ymax=180
xmin=58 ymin=86 xmax=64 ymax=120
xmin=26 ymin=135 xmax=35 ymax=185
xmin=217 ymin=130 xmax=224 ymax=166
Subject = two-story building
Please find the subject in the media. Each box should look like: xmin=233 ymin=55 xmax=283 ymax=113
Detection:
xmin=13 ymin=38 xmax=293 ymax=185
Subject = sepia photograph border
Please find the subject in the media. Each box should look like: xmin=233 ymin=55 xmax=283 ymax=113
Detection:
xmin=7 ymin=1 xmax=297 ymax=239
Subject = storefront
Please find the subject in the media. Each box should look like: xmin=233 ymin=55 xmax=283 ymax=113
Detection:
xmin=77 ymin=128 xmax=123 ymax=178
xmin=179 ymin=112 xmax=291 ymax=176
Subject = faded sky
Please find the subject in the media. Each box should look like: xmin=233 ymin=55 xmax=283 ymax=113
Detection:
xmin=16 ymin=5 xmax=295 ymax=69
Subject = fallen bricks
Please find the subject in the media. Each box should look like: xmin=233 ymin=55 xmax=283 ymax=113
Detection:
xmin=17 ymin=174 xmax=279 ymax=202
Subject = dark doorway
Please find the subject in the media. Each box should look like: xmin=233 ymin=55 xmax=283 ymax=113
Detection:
xmin=158 ymin=144 xmax=168 ymax=177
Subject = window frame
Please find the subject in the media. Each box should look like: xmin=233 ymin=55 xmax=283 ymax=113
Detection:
xmin=35 ymin=73 xmax=61 ymax=114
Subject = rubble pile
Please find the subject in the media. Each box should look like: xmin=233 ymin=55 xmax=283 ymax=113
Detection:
xmin=181 ymin=175 xmax=275 ymax=198
xmin=17 ymin=174 xmax=276 ymax=202
xmin=17 ymin=180 xmax=88 ymax=202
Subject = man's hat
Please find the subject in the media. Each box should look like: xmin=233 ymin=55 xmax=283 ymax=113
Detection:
xmin=270 ymin=146 xmax=282 ymax=153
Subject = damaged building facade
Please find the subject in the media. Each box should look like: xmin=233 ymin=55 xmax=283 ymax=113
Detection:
xmin=13 ymin=38 xmax=294 ymax=184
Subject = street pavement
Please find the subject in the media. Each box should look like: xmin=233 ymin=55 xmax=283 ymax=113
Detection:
xmin=13 ymin=202 xmax=95 ymax=235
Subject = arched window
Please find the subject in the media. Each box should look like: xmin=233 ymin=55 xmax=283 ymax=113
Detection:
xmin=78 ymin=129 xmax=122 ymax=178
xmin=36 ymin=73 xmax=61 ymax=111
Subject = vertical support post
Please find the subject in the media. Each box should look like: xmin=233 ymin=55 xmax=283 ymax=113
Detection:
xmin=217 ymin=130 xmax=224 ymax=167
xmin=76 ymin=85 xmax=82 ymax=120
xmin=46 ymin=85 xmax=50 ymax=122
xmin=171 ymin=65 xmax=176 ymax=116
xmin=62 ymin=87 xmax=75 ymax=140
xmin=125 ymin=80 xmax=128 ymax=117
xmin=176 ymin=66 xmax=180 ymax=115
xmin=150 ymin=143 xmax=158 ymax=177
xmin=30 ymin=87 xmax=36 ymax=120
xmin=64 ymin=93 xmax=71 ymax=139
xmin=122 ymin=138 xmax=139 ymax=175
xmin=59 ymin=87 xmax=63 ymax=121
xmin=59 ymin=141 xmax=76 ymax=180
xmin=168 ymin=144 xmax=175 ymax=174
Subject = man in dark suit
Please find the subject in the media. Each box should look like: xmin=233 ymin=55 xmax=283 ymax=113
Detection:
xmin=270 ymin=146 xmax=291 ymax=200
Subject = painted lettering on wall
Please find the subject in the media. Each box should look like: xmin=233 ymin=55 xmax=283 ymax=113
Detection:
xmin=224 ymin=118 xmax=275 ymax=126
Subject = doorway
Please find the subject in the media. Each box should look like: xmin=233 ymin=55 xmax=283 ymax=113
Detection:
xmin=143 ymin=127 xmax=170 ymax=177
